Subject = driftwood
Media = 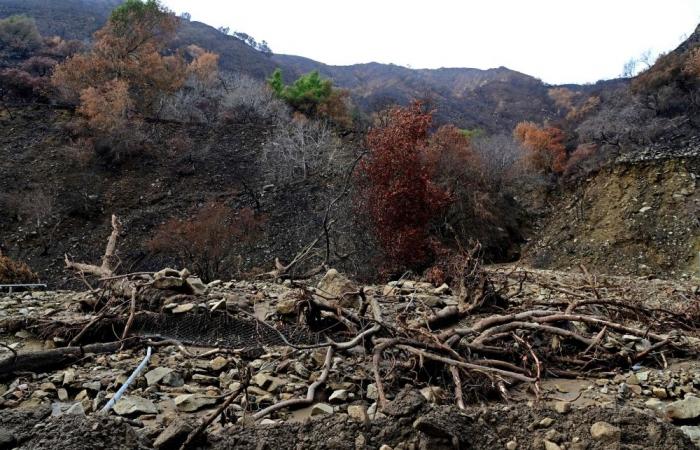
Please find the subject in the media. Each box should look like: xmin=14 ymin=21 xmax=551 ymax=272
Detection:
xmin=0 ymin=338 xmax=142 ymax=377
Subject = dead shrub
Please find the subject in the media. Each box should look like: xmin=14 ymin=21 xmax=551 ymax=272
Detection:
xmin=0 ymin=252 xmax=39 ymax=284
xmin=147 ymin=202 xmax=267 ymax=282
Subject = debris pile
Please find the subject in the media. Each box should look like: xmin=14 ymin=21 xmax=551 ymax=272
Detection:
xmin=1 ymin=221 xmax=700 ymax=448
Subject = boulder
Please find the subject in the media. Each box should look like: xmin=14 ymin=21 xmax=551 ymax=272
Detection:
xmin=174 ymin=394 xmax=217 ymax=412
xmin=153 ymin=418 xmax=194 ymax=449
xmin=590 ymin=421 xmax=621 ymax=442
xmin=172 ymin=303 xmax=195 ymax=314
xmin=113 ymin=395 xmax=158 ymax=416
xmin=667 ymin=396 xmax=700 ymax=420
xmin=185 ymin=277 xmax=207 ymax=294
xmin=153 ymin=277 xmax=185 ymax=290
xmin=348 ymin=404 xmax=369 ymax=423
xmin=210 ymin=356 xmax=228 ymax=371
xmin=317 ymin=269 xmax=360 ymax=308
xmin=311 ymin=403 xmax=333 ymax=416
xmin=252 ymin=373 xmax=286 ymax=393
xmin=145 ymin=367 xmax=173 ymax=386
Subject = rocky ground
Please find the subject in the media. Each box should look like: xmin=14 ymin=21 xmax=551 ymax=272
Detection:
xmin=1 ymin=266 xmax=700 ymax=449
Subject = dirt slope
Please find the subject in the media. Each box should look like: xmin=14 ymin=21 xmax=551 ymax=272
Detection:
xmin=526 ymin=150 xmax=700 ymax=278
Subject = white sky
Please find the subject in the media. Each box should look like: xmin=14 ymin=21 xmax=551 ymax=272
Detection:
xmin=161 ymin=0 xmax=700 ymax=85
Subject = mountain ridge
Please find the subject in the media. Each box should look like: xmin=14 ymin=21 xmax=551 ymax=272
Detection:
xmin=0 ymin=0 xmax=573 ymax=131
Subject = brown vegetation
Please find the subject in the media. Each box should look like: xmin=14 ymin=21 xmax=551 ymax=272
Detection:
xmin=147 ymin=202 xmax=267 ymax=282
xmin=513 ymin=121 xmax=567 ymax=175
xmin=0 ymin=252 xmax=38 ymax=284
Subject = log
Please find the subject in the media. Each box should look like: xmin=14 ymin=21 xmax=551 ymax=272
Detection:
xmin=0 ymin=339 xmax=141 ymax=377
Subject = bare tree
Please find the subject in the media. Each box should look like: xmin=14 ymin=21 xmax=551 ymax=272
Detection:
xmin=261 ymin=117 xmax=343 ymax=184
xmin=471 ymin=134 xmax=525 ymax=191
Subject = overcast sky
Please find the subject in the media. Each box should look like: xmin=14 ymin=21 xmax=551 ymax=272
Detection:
xmin=161 ymin=0 xmax=700 ymax=85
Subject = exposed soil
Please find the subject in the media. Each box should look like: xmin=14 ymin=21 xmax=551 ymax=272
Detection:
xmin=526 ymin=156 xmax=700 ymax=278
xmin=0 ymin=105 xmax=371 ymax=286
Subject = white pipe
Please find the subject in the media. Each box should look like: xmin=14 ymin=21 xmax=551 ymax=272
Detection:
xmin=100 ymin=346 xmax=152 ymax=414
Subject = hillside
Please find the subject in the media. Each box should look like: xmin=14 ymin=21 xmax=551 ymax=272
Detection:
xmin=273 ymin=55 xmax=561 ymax=132
xmin=0 ymin=0 xmax=582 ymax=132
xmin=2 ymin=2 xmax=700 ymax=449
xmin=525 ymin=24 xmax=700 ymax=277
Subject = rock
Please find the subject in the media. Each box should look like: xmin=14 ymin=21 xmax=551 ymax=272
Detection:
xmin=293 ymin=361 xmax=310 ymax=378
xmin=14 ymin=330 xmax=32 ymax=339
xmin=153 ymin=276 xmax=185 ymax=290
xmin=62 ymin=368 xmax=76 ymax=386
xmin=554 ymin=401 xmax=571 ymax=414
xmin=113 ymin=395 xmax=158 ymax=416
xmin=433 ymin=283 xmax=451 ymax=295
xmin=618 ymin=383 xmax=630 ymax=396
xmin=366 ymin=383 xmax=378 ymax=400
xmin=637 ymin=371 xmax=650 ymax=382
xmin=590 ymin=421 xmax=621 ymax=442
xmin=680 ymin=426 xmax=700 ymax=446
xmin=626 ymin=373 xmax=640 ymax=385
xmin=185 ymin=277 xmax=207 ymax=294
xmin=174 ymin=394 xmax=217 ymax=412
xmin=252 ymin=373 xmax=286 ymax=392
xmin=652 ymin=387 xmax=668 ymax=399
xmin=329 ymin=389 xmax=348 ymax=403
xmin=311 ymin=403 xmax=333 ymax=416
xmin=155 ymin=268 xmax=181 ymax=279
xmin=145 ymin=367 xmax=173 ymax=386
xmin=628 ymin=384 xmax=642 ymax=395
xmin=0 ymin=430 xmax=16 ymax=450
xmin=275 ymin=297 xmax=297 ymax=315
xmin=162 ymin=371 xmax=184 ymax=387
xmin=191 ymin=374 xmax=218 ymax=383
xmin=317 ymin=269 xmax=359 ymax=308
xmin=40 ymin=382 xmax=56 ymax=391
xmin=348 ymin=404 xmax=369 ymax=423
xmin=172 ymin=303 xmax=195 ymax=314
xmin=153 ymin=418 xmax=194 ymax=449
xmin=505 ymin=441 xmax=517 ymax=450
xmin=639 ymin=206 xmax=652 ymax=213
xmin=383 ymin=389 xmax=425 ymax=417
xmin=666 ymin=396 xmax=700 ymax=420
xmin=210 ymin=356 xmax=228 ymax=371
xmin=65 ymin=402 xmax=86 ymax=416
xmin=57 ymin=388 xmax=68 ymax=401
xmin=420 ymin=386 xmax=444 ymax=403
xmin=543 ymin=441 xmax=562 ymax=450
xmin=379 ymin=446 xmax=393 ymax=450
xmin=538 ymin=417 xmax=555 ymax=428
xmin=544 ymin=429 xmax=563 ymax=443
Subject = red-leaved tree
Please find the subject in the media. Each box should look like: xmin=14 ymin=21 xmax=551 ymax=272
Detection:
xmin=357 ymin=102 xmax=451 ymax=270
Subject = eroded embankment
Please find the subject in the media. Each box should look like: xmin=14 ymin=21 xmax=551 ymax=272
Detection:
xmin=527 ymin=156 xmax=700 ymax=278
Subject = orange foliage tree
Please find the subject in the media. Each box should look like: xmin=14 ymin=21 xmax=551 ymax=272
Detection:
xmin=78 ymin=79 xmax=132 ymax=134
xmin=52 ymin=0 xmax=218 ymax=128
xmin=357 ymin=102 xmax=451 ymax=270
xmin=513 ymin=121 xmax=567 ymax=175
xmin=147 ymin=202 xmax=266 ymax=281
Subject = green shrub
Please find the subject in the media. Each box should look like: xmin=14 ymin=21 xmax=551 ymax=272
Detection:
xmin=268 ymin=68 xmax=332 ymax=115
